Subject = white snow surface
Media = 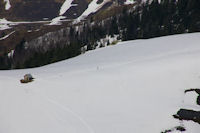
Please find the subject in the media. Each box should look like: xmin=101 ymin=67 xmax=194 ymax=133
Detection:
xmin=3 ymin=0 xmax=11 ymax=10
xmin=75 ymin=0 xmax=111 ymax=23
xmin=1 ymin=33 xmax=200 ymax=133
xmin=0 ymin=18 xmax=12 ymax=30
xmin=124 ymin=0 xmax=135 ymax=5
xmin=48 ymin=16 xmax=66 ymax=25
xmin=0 ymin=24 xmax=11 ymax=30
xmin=96 ymin=34 xmax=119 ymax=48
xmin=0 ymin=18 xmax=59 ymax=30
xmin=0 ymin=18 xmax=13 ymax=24
xmin=0 ymin=18 xmax=44 ymax=25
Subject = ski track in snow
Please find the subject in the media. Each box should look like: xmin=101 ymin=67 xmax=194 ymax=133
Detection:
xmin=45 ymin=97 xmax=95 ymax=133
xmin=30 ymin=86 xmax=95 ymax=133
xmin=124 ymin=0 xmax=135 ymax=5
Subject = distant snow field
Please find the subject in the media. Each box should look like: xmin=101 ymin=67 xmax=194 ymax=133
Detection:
xmin=0 ymin=33 xmax=200 ymax=133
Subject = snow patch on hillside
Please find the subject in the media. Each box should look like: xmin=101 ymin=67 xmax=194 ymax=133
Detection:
xmin=0 ymin=18 xmax=59 ymax=30
xmin=0 ymin=24 xmax=10 ymax=30
xmin=48 ymin=16 xmax=66 ymax=25
xmin=183 ymin=91 xmax=200 ymax=110
xmin=59 ymin=0 xmax=77 ymax=16
xmin=0 ymin=18 xmax=12 ymax=24
xmin=75 ymin=0 xmax=111 ymax=23
xmin=51 ymin=0 xmax=78 ymax=25
xmin=3 ymin=0 xmax=11 ymax=10
xmin=124 ymin=0 xmax=135 ymax=5
xmin=0 ymin=18 xmax=12 ymax=30
xmin=96 ymin=34 xmax=119 ymax=48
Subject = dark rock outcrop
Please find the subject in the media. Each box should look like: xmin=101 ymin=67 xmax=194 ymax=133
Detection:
xmin=173 ymin=109 xmax=200 ymax=124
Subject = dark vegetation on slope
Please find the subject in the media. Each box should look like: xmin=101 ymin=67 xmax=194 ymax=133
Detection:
xmin=0 ymin=0 xmax=200 ymax=69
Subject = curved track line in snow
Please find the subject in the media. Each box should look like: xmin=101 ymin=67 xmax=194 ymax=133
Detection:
xmin=29 ymin=87 xmax=95 ymax=133
xmin=44 ymin=96 xmax=95 ymax=133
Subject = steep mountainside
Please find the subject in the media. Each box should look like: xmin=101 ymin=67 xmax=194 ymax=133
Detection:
xmin=0 ymin=0 xmax=129 ymax=21
xmin=0 ymin=0 xmax=63 ymax=21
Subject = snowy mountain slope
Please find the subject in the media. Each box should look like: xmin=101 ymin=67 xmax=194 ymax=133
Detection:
xmin=1 ymin=33 xmax=200 ymax=133
xmin=0 ymin=0 xmax=137 ymax=28
xmin=0 ymin=0 xmax=110 ymax=29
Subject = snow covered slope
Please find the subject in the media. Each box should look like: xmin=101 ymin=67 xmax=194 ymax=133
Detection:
xmin=1 ymin=33 xmax=200 ymax=133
